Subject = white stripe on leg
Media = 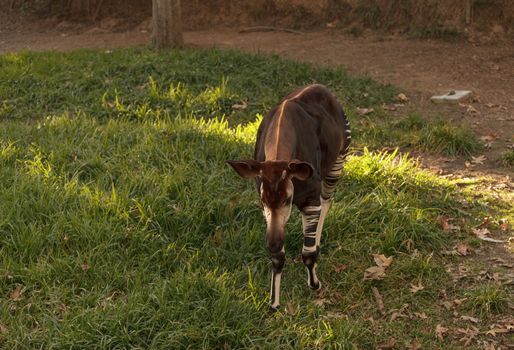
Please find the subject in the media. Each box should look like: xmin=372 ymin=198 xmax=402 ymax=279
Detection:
xmin=270 ymin=271 xmax=281 ymax=309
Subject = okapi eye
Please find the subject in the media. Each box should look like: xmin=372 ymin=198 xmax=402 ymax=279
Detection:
xmin=284 ymin=196 xmax=293 ymax=206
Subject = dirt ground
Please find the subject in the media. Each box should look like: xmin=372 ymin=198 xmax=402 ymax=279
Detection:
xmin=1 ymin=17 xmax=513 ymax=179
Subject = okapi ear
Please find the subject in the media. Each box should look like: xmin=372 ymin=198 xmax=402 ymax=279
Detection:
xmin=227 ymin=160 xmax=262 ymax=179
xmin=288 ymin=160 xmax=314 ymax=181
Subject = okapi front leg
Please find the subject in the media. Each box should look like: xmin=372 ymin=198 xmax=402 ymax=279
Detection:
xmin=270 ymin=249 xmax=285 ymax=311
xmin=301 ymin=205 xmax=322 ymax=290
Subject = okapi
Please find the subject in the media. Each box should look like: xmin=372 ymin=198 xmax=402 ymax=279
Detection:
xmin=228 ymin=84 xmax=351 ymax=311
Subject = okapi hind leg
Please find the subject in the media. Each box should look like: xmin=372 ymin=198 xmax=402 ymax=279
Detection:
xmin=319 ymin=151 xmax=348 ymax=231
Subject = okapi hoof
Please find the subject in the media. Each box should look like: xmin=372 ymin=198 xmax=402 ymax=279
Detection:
xmin=309 ymin=281 xmax=321 ymax=290
xmin=269 ymin=305 xmax=280 ymax=314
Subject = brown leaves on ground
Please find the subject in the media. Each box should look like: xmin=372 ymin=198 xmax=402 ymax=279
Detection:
xmin=363 ymin=254 xmax=393 ymax=281
xmin=388 ymin=304 xmax=410 ymax=322
xmin=405 ymin=340 xmax=422 ymax=350
xmin=409 ymin=282 xmax=425 ymax=294
xmin=312 ymin=287 xmax=343 ymax=309
xmin=413 ymin=312 xmax=427 ymax=319
xmin=396 ymin=93 xmax=409 ymax=102
xmin=232 ymin=101 xmax=247 ymax=110
xmin=435 ymin=324 xmax=449 ymax=340
xmin=455 ymin=243 xmax=472 ymax=256
xmin=465 ymin=155 xmax=487 ymax=168
xmin=376 ymin=336 xmax=396 ymax=349
xmin=485 ymin=317 xmax=514 ymax=337
xmin=480 ymin=134 xmax=497 ymax=148
xmin=364 ymin=266 xmax=387 ymax=280
xmin=371 ymin=287 xmax=385 ymax=315
xmin=356 ymin=107 xmax=374 ymax=115
xmin=9 ymin=285 xmax=23 ymax=301
xmin=438 ymin=216 xmax=461 ymax=233
xmin=472 ymin=228 xmax=505 ymax=243
xmin=455 ymin=326 xmax=480 ymax=346
xmin=374 ymin=254 xmax=393 ymax=268
xmin=333 ymin=263 xmax=348 ymax=273
xmin=460 ymin=315 xmax=480 ymax=324
xmin=285 ymin=301 xmax=296 ymax=315
xmin=499 ymin=219 xmax=510 ymax=232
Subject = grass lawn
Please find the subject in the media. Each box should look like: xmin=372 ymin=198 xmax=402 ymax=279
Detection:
xmin=0 ymin=48 xmax=512 ymax=348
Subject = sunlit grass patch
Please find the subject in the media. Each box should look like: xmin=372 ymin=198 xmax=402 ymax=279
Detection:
xmin=352 ymin=113 xmax=482 ymax=156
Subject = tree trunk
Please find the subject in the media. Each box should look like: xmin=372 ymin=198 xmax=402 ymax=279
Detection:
xmin=152 ymin=0 xmax=184 ymax=48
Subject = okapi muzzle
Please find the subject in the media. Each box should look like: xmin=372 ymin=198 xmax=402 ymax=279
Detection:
xmin=228 ymin=84 xmax=351 ymax=312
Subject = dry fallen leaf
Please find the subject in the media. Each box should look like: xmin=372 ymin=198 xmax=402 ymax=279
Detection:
xmin=371 ymin=287 xmax=385 ymax=315
xmin=382 ymin=103 xmax=397 ymax=111
xmin=414 ymin=312 xmax=428 ymax=319
xmin=232 ymin=101 xmax=248 ymax=110
xmin=364 ymin=266 xmax=386 ymax=281
xmin=410 ymin=282 xmax=425 ymax=294
xmin=473 ymin=227 xmax=491 ymax=236
xmin=313 ymin=298 xmax=330 ymax=307
xmin=466 ymin=104 xmax=479 ymax=114
xmin=81 ymin=263 xmax=90 ymax=271
xmin=435 ymin=324 xmax=448 ymax=340
xmin=377 ymin=337 xmax=396 ymax=349
xmin=286 ymin=301 xmax=295 ymax=315
xmin=373 ymin=254 xmax=393 ymax=268
xmin=479 ymin=135 xmax=496 ymax=145
xmin=0 ymin=321 xmax=8 ymax=335
xmin=397 ymin=93 xmax=409 ymax=102
xmin=478 ymin=216 xmax=492 ymax=228
xmin=356 ymin=107 xmax=374 ymax=115
xmin=485 ymin=327 xmax=511 ymax=336
xmin=456 ymin=326 xmax=479 ymax=346
xmin=438 ymin=216 xmax=460 ymax=232
xmin=333 ymin=263 xmax=348 ymax=273
xmin=471 ymin=155 xmax=487 ymax=165
xmin=455 ymin=243 xmax=471 ymax=256
xmin=460 ymin=315 xmax=480 ymax=324
xmin=499 ymin=219 xmax=510 ymax=231
xmin=405 ymin=340 xmax=422 ymax=350
xmin=9 ymin=285 xmax=23 ymax=301
xmin=472 ymin=228 xmax=505 ymax=243
xmin=453 ymin=297 xmax=467 ymax=306
xmin=364 ymin=254 xmax=393 ymax=280
xmin=389 ymin=304 xmax=410 ymax=321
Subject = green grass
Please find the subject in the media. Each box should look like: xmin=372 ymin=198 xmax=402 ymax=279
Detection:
xmin=498 ymin=149 xmax=514 ymax=169
xmin=466 ymin=284 xmax=509 ymax=317
xmin=353 ymin=113 xmax=482 ymax=156
xmin=0 ymin=47 xmax=509 ymax=348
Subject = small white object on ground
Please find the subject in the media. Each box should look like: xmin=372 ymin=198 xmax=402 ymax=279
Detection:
xmin=430 ymin=90 xmax=472 ymax=104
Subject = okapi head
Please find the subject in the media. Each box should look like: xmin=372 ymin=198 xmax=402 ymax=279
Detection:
xmin=227 ymin=159 xmax=313 ymax=253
